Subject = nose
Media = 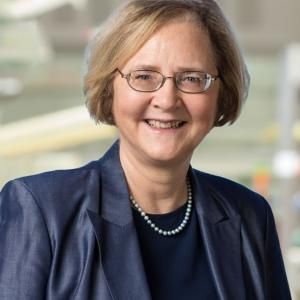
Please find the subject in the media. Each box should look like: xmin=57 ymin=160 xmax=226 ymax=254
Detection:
xmin=152 ymin=77 xmax=180 ymax=110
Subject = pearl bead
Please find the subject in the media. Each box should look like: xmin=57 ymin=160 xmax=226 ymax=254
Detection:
xmin=130 ymin=177 xmax=192 ymax=237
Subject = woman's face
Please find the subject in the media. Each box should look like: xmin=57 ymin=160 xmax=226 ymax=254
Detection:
xmin=112 ymin=21 xmax=219 ymax=166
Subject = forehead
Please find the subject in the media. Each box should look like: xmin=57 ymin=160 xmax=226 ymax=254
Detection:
xmin=123 ymin=21 xmax=216 ymax=72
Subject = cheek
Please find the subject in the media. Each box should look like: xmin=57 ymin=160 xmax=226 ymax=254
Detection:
xmin=188 ymin=96 xmax=218 ymax=124
xmin=112 ymin=85 xmax=148 ymax=124
xmin=112 ymin=79 xmax=132 ymax=116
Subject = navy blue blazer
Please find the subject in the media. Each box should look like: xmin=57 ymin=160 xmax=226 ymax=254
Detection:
xmin=0 ymin=142 xmax=291 ymax=299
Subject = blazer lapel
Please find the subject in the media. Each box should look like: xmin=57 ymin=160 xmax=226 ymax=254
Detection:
xmin=86 ymin=142 xmax=151 ymax=300
xmin=190 ymin=170 xmax=246 ymax=300
xmin=85 ymin=142 xmax=246 ymax=300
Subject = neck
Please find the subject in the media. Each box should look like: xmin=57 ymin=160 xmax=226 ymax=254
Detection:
xmin=119 ymin=144 xmax=191 ymax=214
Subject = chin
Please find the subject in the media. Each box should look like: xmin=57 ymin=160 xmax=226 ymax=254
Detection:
xmin=144 ymin=147 xmax=193 ymax=166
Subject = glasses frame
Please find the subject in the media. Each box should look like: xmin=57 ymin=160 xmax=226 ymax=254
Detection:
xmin=116 ymin=68 xmax=219 ymax=94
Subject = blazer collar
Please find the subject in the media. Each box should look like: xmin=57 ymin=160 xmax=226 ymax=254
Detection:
xmin=190 ymin=169 xmax=246 ymax=300
xmin=87 ymin=141 xmax=151 ymax=300
xmin=98 ymin=140 xmax=133 ymax=226
xmin=86 ymin=141 xmax=246 ymax=300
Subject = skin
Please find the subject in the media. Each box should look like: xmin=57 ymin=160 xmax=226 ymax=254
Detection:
xmin=112 ymin=21 xmax=220 ymax=214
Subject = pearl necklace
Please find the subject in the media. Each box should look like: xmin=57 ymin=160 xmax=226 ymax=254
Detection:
xmin=130 ymin=178 xmax=192 ymax=236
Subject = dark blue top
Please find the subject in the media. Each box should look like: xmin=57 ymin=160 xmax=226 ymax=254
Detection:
xmin=132 ymin=201 xmax=218 ymax=299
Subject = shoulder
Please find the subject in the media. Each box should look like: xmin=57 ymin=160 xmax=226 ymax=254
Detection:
xmin=192 ymin=169 xmax=272 ymax=221
xmin=19 ymin=159 xmax=101 ymax=189
xmin=0 ymin=158 xmax=103 ymax=222
xmin=7 ymin=158 xmax=101 ymax=195
xmin=0 ymin=141 xmax=120 ymax=224
xmin=0 ymin=160 xmax=107 ymax=298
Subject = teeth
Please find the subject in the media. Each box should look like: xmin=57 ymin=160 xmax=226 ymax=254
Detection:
xmin=147 ymin=120 xmax=183 ymax=129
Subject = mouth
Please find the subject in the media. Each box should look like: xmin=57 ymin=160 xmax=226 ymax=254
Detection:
xmin=145 ymin=119 xmax=186 ymax=129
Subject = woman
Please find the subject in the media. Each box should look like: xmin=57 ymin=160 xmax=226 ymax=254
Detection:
xmin=0 ymin=0 xmax=292 ymax=299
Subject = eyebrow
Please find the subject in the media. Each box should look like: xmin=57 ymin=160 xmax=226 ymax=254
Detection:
xmin=131 ymin=64 xmax=206 ymax=73
xmin=131 ymin=64 xmax=161 ymax=71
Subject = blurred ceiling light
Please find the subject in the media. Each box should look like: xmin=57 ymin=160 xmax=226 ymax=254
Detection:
xmin=0 ymin=105 xmax=116 ymax=157
xmin=273 ymin=150 xmax=300 ymax=178
xmin=0 ymin=0 xmax=87 ymax=20
xmin=0 ymin=21 xmax=53 ymax=64
xmin=0 ymin=77 xmax=23 ymax=97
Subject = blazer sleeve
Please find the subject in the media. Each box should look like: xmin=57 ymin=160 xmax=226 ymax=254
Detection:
xmin=0 ymin=180 xmax=52 ymax=300
xmin=264 ymin=202 xmax=292 ymax=300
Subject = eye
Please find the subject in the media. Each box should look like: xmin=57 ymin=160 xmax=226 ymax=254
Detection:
xmin=178 ymin=72 xmax=206 ymax=85
xmin=135 ymin=74 xmax=151 ymax=80
xmin=183 ymin=76 xmax=201 ymax=83
xmin=132 ymin=71 xmax=155 ymax=81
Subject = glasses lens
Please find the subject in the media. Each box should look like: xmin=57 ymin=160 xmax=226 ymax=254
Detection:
xmin=129 ymin=70 xmax=162 ymax=92
xmin=176 ymin=72 xmax=210 ymax=93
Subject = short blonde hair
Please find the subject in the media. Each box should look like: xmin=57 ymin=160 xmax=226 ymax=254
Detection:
xmin=84 ymin=0 xmax=250 ymax=126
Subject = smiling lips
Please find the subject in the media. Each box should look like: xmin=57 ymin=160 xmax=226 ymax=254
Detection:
xmin=145 ymin=119 xmax=186 ymax=129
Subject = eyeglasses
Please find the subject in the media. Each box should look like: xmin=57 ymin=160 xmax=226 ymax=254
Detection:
xmin=116 ymin=68 xmax=219 ymax=94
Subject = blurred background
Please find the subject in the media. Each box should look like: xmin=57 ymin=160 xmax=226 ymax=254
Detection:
xmin=0 ymin=0 xmax=300 ymax=297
